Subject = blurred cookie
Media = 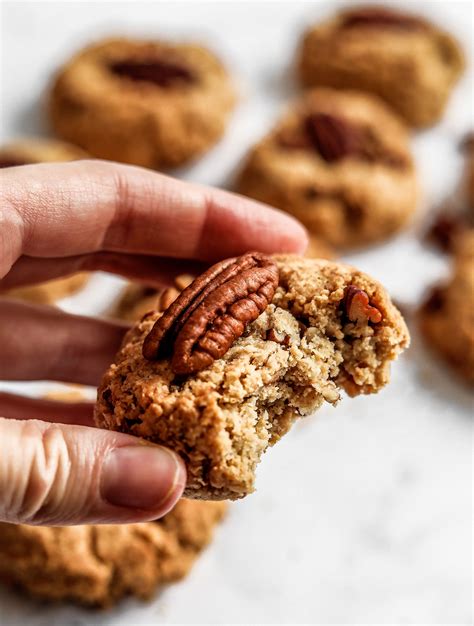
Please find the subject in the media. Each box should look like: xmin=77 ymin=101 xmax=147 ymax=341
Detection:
xmin=0 ymin=499 xmax=227 ymax=607
xmin=427 ymin=133 xmax=474 ymax=252
xmin=419 ymin=231 xmax=474 ymax=384
xmin=297 ymin=5 xmax=464 ymax=128
xmin=305 ymin=235 xmax=335 ymax=259
xmin=237 ymin=88 xmax=418 ymax=249
xmin=4 ymin=274 xmax=89 ymax=305
xmin=49 ymin=37 xmax=236 ymax=168
xmin=0 ymin=137 xmax=87 ymax=168
xmin=113 ymin=273 xmax=195 ymax=322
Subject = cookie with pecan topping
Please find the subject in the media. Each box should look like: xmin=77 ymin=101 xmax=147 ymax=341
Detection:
xmin=297 ymin=5 xmax=464 ymax=128
xmin=237 ymin=88 xmax=418 ymax=249
xmin=419 ymin=230 xmax=474 ymax=385
xmin=0 ymin=139 xmax=89 ymax=303
xmin=95 ymin=255 xmax=409 ymax=500
xmin=49 ymin=37 xmax=236 ymax=168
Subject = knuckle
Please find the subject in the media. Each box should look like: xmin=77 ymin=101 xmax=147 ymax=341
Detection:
xmin=7 ymin=421 xmax=73 ymax=525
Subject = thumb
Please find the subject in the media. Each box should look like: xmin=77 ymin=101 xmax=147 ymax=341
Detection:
xmin=0 ymin=417 xmax=186 ymax=525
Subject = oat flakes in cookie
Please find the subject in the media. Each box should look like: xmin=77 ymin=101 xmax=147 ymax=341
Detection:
xmin=297 ymin=5 xmax=464 ymax=128
xmin=49 ymin=37 xmax=236 ymax=168
xmin=237 ymin=88 xmax=418 ymax=249
xmin=95 ymin=253 xmax=409 ymax=500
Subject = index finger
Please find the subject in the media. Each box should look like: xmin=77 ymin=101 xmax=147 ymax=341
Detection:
xmin=1 ymin=160 xmax=308 ymax=278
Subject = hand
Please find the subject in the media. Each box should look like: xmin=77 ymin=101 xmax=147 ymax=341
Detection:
xmin=0 ymin=160 xmax=307 ymax=526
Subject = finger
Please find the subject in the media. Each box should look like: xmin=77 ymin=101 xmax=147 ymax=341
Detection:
xmin=1 ymin=160 xmax=308 ymax=279
xmin=0 ymin=299 xmax=129 ymax=385
xmin=0 ymin=393 xmax=94 ymax=426
xmin=0 ymin=252 xmax=207 ymax=291
xmin=0 ymin=417 xmax=186 ymax=525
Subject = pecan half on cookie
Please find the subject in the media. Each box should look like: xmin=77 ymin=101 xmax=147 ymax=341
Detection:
xmin=95 ymin=256 xmax=409 ymax=500
xmin=49 ymin=37 xmax=236 ymax=169
xmin=142 ymin=253 xmax=279 ymax=374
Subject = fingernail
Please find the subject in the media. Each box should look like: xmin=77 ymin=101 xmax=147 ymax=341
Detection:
xmin=100 ymin=444 xmax=185 ymax=510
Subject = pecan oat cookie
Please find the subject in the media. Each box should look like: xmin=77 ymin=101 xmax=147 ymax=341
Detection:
xmin=0 ymin=499 xmax=226 ymax=607
xmin=96 ymin=254 xmax=409 ymax=500
xmin=0 ymin=139 xmax=89 ymax=303
xmin=49 ymin=37 xmax=236 ymax=168
xmin=419 ymin=231 xmax=474 ymax=385
xmin=297 ymin=5 xmax=465 ymax=128
xmin=237 ymin=88 xmax=418 ymax=249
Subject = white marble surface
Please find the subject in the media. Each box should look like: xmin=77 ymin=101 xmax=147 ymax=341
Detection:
xmin=0 ymin=1 xmax=473 ymax=624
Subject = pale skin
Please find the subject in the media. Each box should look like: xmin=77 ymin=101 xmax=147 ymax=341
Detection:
xmin=0 ymin=160 xmax=307 ymax=526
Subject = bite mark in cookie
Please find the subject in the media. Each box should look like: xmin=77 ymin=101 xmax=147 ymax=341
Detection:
xmin=95 ymin=256 xmax=409 ymax=500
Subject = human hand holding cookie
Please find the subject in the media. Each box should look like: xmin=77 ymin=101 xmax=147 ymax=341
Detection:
xmin=0 ymin=159 xmax=307 ymax=526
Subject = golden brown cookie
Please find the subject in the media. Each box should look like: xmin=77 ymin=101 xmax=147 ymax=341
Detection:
xmin=0 ymin=138 xmax=89 ymax=303
xmin=297 ymin=5 xmax=465 ymax=128
xmin=113 ymin=273 xmax=195 ymax=322
xmin=49 ymin=37 xmax=236 ymax=169
xmin=427 ymin=133 xmax=474 ymax=252
xmin=95 ymin=255 xmax=409 ymax=500
xmin=4 ymin=274 xmax=89 ymax=305
xmin=237 ymin=88 xmax=418 ymax=249
xmin=0 ymin=137 xmax=87 ymax=167
xmin=419 ymin=230 xmax=474 ymax=385
xmin=0 ymin=499 xmax=226 ymax=607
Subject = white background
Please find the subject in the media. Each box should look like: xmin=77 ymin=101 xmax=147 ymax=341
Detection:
xmin=0 ymin=1 xmax=473 ymax=624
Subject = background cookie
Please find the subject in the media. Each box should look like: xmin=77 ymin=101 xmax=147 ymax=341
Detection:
xmin=0 ymin=499 xmax=226 ymax=607
xmin=49 ymin=37 xmax=236 ymax=168
xmin=418 ymin=231 xmax=474 ymax=384
xmin=96 ymin=256 xmax=409 ymax=500
xmin=297 ymin=5 xmax=465 ymax=128
xmin=0 ymin=137 xmax=88 ymax=167
xmin=237 ymin=88 xmax=418 ymax=249
xmin=426 ymin=132 xmax=474 ymax=252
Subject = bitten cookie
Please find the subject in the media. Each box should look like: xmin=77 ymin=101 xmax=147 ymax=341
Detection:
xmin=49 ymin=37 xmax=236 ymax=168
xmin=237 ymin=88 xmax=418 ymax=249
xmin=0 ymin=499 xmax=226 ymax=607
xmin=297 ymin=5 xmax=465 ymax=128
xmin=95 ymin=254 xmax=409 ymax=500
xmin=419 ymin=231 xmax=474 ymax=384
xmin=0 ymin=139 xmax=89 ymax=303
